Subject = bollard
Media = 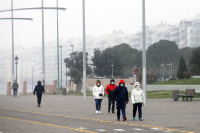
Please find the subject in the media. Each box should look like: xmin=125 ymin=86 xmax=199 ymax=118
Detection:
xmin=7 ymin=82 xmax=11 ymax=96
xmin=22 ymin=81 xmax=27 ymax=95
xmin=52 ymin=80 xmax=57 ymax=95
xmin=173 ymin=90 xmax=179 ymax=101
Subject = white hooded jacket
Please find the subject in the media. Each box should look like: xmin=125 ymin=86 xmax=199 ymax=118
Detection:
xmin=131 ymin=82 xmax=145 ymax=104
xmin=93 ymin=85 xmax=104 ymax=99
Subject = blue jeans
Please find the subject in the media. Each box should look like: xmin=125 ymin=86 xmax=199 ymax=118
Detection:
xmin=95 ymin=99 xmax=102 ymax=111
xmin=117 ymin=108 xmax=126 ymax=120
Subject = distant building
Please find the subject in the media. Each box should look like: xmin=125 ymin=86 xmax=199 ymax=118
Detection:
xmin=178 ymin=20 xmax=192 ymax=48
xmin=191 ymin=15 xmax=200 ymax=47
xmin=131 ymin=15 xmax=200 ymax=49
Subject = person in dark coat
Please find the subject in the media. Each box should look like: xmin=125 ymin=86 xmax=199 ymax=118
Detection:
xmin=105 ymin=79 xmax=117 ymax=113
xmin=12 ymin=80 xmax=19 ymax=97
xmin=114 ymin=79 xmax=129 ymax=121
xmin=33 ymin=81 xmax=45 ymax=107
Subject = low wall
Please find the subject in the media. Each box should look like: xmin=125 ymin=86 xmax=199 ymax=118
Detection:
xmin=88 ymin=78 xmax=134 ymax=91
xmin=126 ymin=85 xmax=200 ymax=92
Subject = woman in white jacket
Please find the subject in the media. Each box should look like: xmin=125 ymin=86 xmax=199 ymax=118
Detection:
xmin=93 ymin=80 xmax=104 ymax=113
xmin=131 ymin=82 xmax=145 ymax=121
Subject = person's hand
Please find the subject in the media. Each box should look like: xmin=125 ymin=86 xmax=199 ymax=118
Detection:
xmin=33 ymin=92 xmax=35 ymax=95
xmin=133 ymin=103 xmax=135 ymax=105
xmin=126 ymin=102 xmax=128 ymax=104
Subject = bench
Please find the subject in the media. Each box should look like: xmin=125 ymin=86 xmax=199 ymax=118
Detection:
xmin=177 ymin=89 xmax=195 ymax=101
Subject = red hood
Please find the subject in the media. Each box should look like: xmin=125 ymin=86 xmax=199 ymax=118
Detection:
xmin=119 ymin=79 xmax=125 ymax=85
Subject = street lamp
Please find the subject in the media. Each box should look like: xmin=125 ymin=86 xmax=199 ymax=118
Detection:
xmin=0 ymin=1 xmax=66 ymax=85
xmin=160 ymin=64 xmax=164 ymax=81
xmin=111 ymin=65 xmax=114 ymax=79
xmin=65 ymin=62 xmax=68 ymax=88
xmin=32 ymin=66 xmax=33 ymax=92
xmin=14 ymin=55 xmax=19 ymax=82
xmin=59 ymin=45 xmax=63 ymax=90
xmin=82 ymin=0 xmax=87 ymax=100
xmin=167 ymin=64 xmax=170 ymax=79
xmin=70 ymin=44 xmax=74 ymax=53
xmin=142 ymin=0 xmax=147 ymax=105
xmin=171 ymin=63 xmax=173 ymax=78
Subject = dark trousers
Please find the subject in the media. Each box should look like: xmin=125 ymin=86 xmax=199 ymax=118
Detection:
xmin=13 ymin=88 xmax=17 ymax=97
xmin=95 ymin=99 xmax=102 ymax=111
xmin=108 ymin=97 xmax=115 ymax=112
xmin=117 ymin=108 xmax=126 ymax=120
xmin=133 ymin=103 xmax=142 ymax=119
xmin=37 ymin=95 xmax=42 ymax=105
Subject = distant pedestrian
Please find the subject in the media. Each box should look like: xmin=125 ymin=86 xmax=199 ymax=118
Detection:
xmin=131 ymin=82 xmax=145 ymax=121
xmin=92 ymin=80 xmax=104 ymax=114
xmin=33 ymin=81 xmax=45 ymax=107
xmin=12 ymin=80 xmax=19 ymax=97
xmin=114 ymin=79 xmax=129 ymax=121
xmin=105 ymin=79 xmax=117 ymax=113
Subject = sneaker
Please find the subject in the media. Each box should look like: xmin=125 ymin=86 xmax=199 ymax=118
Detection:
xmin=108 ymin=110 xmax=110 ymax=113
xmin=133 ymin=117 xmax=135 ymax=120
xmin=139 ymin=118 xmax=143 ymax=121
xmin=123 ymin=117 xmax=127 ymax=121
xmin=112 ymin=111 xmax=115 ymax=113
xmin=96 ymin=110 xmax=98 ymax=113
xmin=98 ymin=111 xmax=101 ymax=114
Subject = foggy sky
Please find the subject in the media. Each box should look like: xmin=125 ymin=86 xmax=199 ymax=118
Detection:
xmin=0 ymin=0 xmax=200 ymax=49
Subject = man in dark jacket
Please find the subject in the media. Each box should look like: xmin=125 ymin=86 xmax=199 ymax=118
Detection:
xmin=33 ymin=81 xmax=45 ymax=107
xmin=105 ymin=79 xmax=117 ymax=113
xmin=12 ymin=80 xmax=19 ymax=97
xmin=114 ymin=79 xmax=129 ymax=121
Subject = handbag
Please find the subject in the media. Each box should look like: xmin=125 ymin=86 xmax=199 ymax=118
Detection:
xmin=99 ymin=93 xmax=103 ymax=96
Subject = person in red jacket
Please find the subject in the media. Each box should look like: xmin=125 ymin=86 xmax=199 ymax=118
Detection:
xmin=105 ymin=79 xmax=117 ymax=113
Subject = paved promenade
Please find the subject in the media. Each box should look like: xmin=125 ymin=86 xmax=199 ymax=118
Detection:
xmin=0 ymin=95 xmax=199 ymax=133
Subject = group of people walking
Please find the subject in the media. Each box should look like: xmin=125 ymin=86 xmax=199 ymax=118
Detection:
xmin=92 ymin=79 xmax=145 ymax=121
xmin=12 ymin=78 xmax=145 ymax=121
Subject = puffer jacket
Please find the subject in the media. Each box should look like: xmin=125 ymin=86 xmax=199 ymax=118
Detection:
xmin=114 ymin=79 xmax=129 ymax=109
xmin=93 ymin=85 xmax=104 ymax=99
xmin=131 ymin=87 xmax=144 ymax=104
xmin=105 ymin=84 xmax=116 ymax=99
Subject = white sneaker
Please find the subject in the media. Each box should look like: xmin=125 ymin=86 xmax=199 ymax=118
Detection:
xmin=96 ymin=110 xmax=98 ymax=113
xmin=98 ymin=111 xmax=101 ymax=114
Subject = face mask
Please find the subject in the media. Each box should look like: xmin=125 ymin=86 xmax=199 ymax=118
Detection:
xmin=111 ymin=82 xmax=115 ymax=85
xmin=97 ymin=83 xmax=100 ymax=86
xmin=120 ymin=84 xmax=124 ymax=87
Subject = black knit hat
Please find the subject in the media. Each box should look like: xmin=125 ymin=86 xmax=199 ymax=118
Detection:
xmin=110 ymin=79 xmax=115 ymax=83
xmin=37 ymin=81 xmax=41 ymax=85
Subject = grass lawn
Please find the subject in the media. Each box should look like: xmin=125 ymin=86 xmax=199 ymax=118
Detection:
xmin=146 ymin=90 xmax=200 ymax=99
xmin=45 ymin=88 xmax=200 ymax=100
xmin=150 ymin=78 xmax=200 ymax=85
xmin=62 ymin=90 xmax=200 ymax=99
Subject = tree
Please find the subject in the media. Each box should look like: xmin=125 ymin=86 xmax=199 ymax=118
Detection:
xmin=177 ymin=56 xmax=188 ymax=79
xmin=178 ymin=47 xmax=194 ymax=66
xmin=92 ymin=43 xmax=142 ymax=78
xmin=146 ymin=40 xmax=179 ymax=81
xmin=64 ymin=51 xmax=92 ymax=93
xmin=91 ymin=40 xmax=194 ymax=81
xmin=147 ymin=40 xmax=179 ymax=70
xmin=69 ymin=68 xmax=82 ymax=93
xmin=188 ymin=47 xmax=200 ymax=75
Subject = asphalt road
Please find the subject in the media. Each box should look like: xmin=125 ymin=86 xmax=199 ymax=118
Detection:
xmin=0 ymin=95 xmax=199 ymax=133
